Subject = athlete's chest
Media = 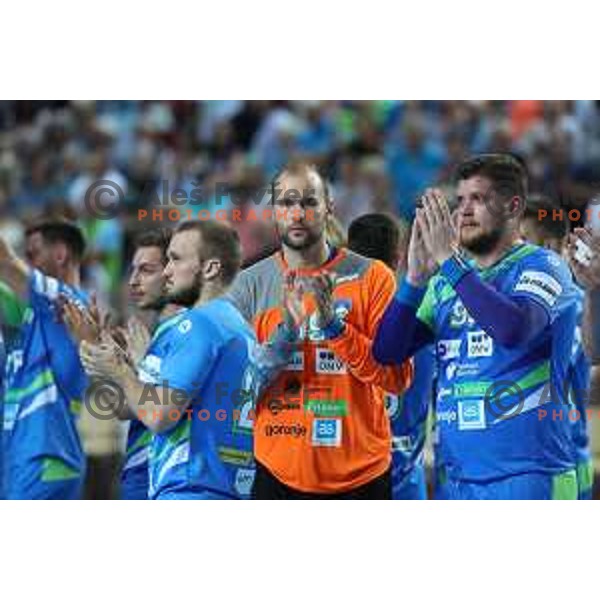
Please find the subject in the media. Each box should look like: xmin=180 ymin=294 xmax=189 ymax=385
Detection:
xmin=433 ymin=274 xmax=516 ymax=368
xmin=256 ymin=292 xmax=356 ymax=344
xmin=434 ymin=269 xmax=515 ymax=332
xmin=138 ymin=331 xmax=180 ymax=383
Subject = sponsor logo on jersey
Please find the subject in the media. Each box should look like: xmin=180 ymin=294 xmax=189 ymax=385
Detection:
xmin=446 ymin=362 xmax=480 ymax=381
xmin=264 ymin=423 xmax=307 ymax=438
xmin=285 ymin=350 xmax=304 ymax=371
xmin=178 ymin=319 xmax=192 ymax=334
xmin=139 ymin=354 xmax=162 ymax=382
xmin=234 ymin=468 xmax=255 ymax=497
xmin=305 ymin=399 xmax=348 ymax=417
xmin=266 ymin=398 xmax=301 ymax=415
xmin=437 ymin=409 xmax=457 ymax=424
xmin=454 ymin=381 xmax=493 ymax=398
xmin=437 ymin=387 xmax=453 ymax=401
xmin=449 ymin=299 xmax=475 ymax=328
xmin=391 ymin=435 xmax=413 ymax=454
xmin=305 ymin=300 xmax=351 ymax=342
xmin=514 ymin=270 xmax=562 ymax=307
xmin=311 ymin=418 xmax=342 ymax=447
xmin=458 ymin=400 xmax=486 ymax=430
xmin=445 ymin=363 xmax=458 ymax=380
xmin=217 ymin=446 xmax=254 ymax=466
xmin=438 ymin=339 xmax=462 ymax=361
xmin=315 ymin=348 xmax=347 ymax=374
xmin=467 ymin=330 xmax=494 ymax=358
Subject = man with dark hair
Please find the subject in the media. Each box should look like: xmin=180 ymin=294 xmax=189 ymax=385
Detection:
xmin=375 ymin=154 xmax=579 ymax=499
xmin=520 ymin=195 xmax=568 ymax=251
xmin=61 ymin=227 xmax=178 ymax=499
xmin=121 ymin=228 xmax=179 ymax=499
xmin=347 ymin=213 xmax=401 ymax=270
xmin=128 ymin=228 xmax=173 ymax=311
xmin=520 ymin=199 xmax=593 ymax=500
xmin=348 ymin=213 xmax=434 ymax=500
xmin=79 ymin=219 xmax=291 ymax=499
xmin=24 ymin=220 xmax=87 ymax=278
xmin=0 ymin=220 xmax=89 ymax=498
xmin=566 ymin=230 xmax=600 ymax=499
xmin=228 ymin=162 xmax=413 ymax=499
xmin=175 ymin=220 xmax=242 ymax=288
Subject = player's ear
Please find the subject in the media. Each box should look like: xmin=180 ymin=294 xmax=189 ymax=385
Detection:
xmin=326 ymin=194 xmax=334 ymax=216
xmin=203 ymin=258 xmax=222 ymax=281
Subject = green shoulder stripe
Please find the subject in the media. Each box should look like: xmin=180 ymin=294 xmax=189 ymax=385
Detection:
xmin=416 ymin=278 xmax=438 ymax=330
xmin=128 ymin=429 xmax=153 ymax=454
xmin=0 ymin=280 xmax=28 ymax=327
xmin=41 ymin=458 xmax=81 ymax=482
xmin=4 ymin=369 xmax=55 ymax=404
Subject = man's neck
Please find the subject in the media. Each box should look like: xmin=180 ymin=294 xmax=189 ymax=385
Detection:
xmin=282 ymin=240 xmax=330 ymax=270
xmin=194 ymin=283 xmax=225 ymax=308
xmin=470 ymin=233 xmax=524 ymax=269
xmin=159 ymin=303 xmax=182 ymax=320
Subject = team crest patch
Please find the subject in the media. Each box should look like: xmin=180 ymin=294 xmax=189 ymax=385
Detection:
xmin=178 ymin=319 xmax=192 ymax=334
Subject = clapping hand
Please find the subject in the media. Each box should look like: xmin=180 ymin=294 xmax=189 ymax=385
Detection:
xmin=417 ymin=188 xmax=458 ymax=266
xmin=566 ymin=228 xmax=600 ymax=289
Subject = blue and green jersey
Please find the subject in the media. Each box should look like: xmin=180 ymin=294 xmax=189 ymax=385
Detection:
xmin=138 ymin=299 xmax=256 ymax=499
xmin=417 ymin=244 xmax=578 ymax=482
xmin=385 ymin=346 xmax=434 ymax=499
xmin=1 ymin=271 xmax=88 ymax=499
xmin=120 ymin=315 xmax=179 ymax=500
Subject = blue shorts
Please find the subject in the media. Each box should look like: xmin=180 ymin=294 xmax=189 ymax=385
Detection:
xmin=577 ymin=459 xmax=594 ymax=500
xmin=441 ymin=470 xmax=578 ymax=500
xmin=392 ymin=464 xmax=427 ymax=500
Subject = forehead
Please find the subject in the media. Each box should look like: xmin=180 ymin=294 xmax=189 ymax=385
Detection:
xmin=457 ymin=175 xmax=493 ymax=196
xmin=133 ymin=245 xmax=164 ymax=266
xmin=169 ymin=229 xmax=201 ymax=255
xmin=277 ymin=170 xmax=326 ymax=197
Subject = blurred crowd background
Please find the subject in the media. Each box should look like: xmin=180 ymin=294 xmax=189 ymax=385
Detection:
xmin=2 ymin=100 xmax=600 ymax=496
xmin=2 ymin=100 xmax=600 ymax=308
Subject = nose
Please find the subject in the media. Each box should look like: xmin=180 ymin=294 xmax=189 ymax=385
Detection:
xmin=128 ymin=269 xmax=140 ymax=287
xmin=290 ymin=204 xmax=306 ymax=223
xmin=459 ymin=197 xmax=475 ymax=217
xmin=163 ymin=261 xmax=173 ymax=279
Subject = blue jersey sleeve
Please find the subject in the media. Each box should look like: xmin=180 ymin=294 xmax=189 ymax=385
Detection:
xmin=29 ymin=269 xmax=85 ymax=309
xmin=30 ymin=269 xmax=64 ymax=303
xmin=510 ymin=249 xmax=573 ymax=323
xmin=159 ymin=312 xmax=219 ymax=396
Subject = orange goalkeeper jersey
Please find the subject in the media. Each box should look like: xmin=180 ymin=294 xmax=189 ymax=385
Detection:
xmin=226 ymin=248 xmax=413 ymax=493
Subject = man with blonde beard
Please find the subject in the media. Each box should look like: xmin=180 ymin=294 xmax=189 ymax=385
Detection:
xmin=227 ymin=162 xmax=413 ymax=499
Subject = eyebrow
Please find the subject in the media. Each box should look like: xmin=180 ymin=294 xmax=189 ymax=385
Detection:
xmin=137 ymin=261 xmax=163 ymax=269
